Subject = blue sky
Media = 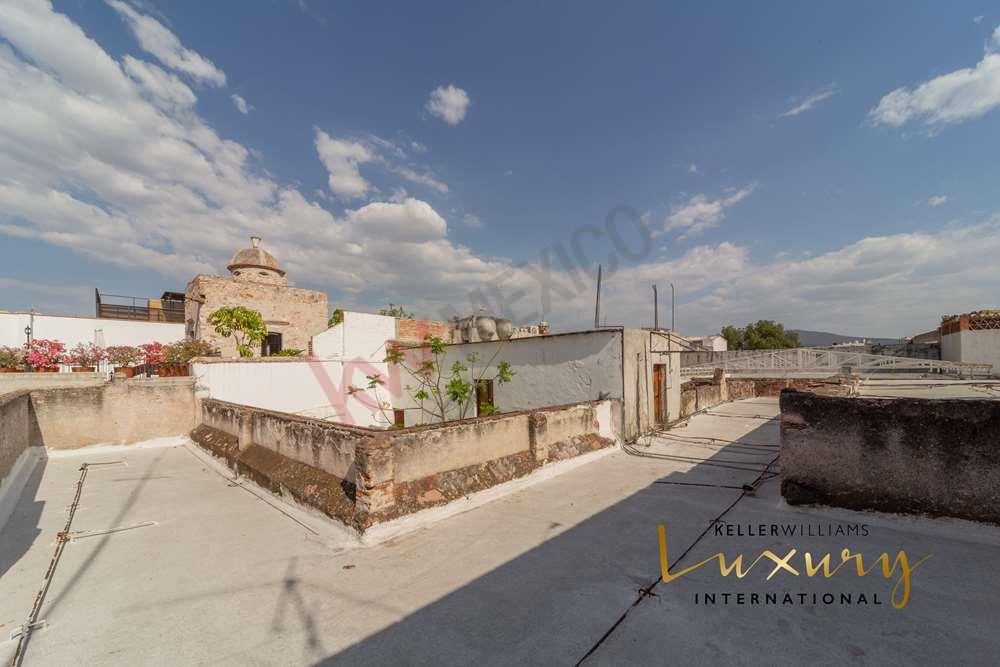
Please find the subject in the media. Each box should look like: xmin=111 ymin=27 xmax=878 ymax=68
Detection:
xmin=2 ymin=1 xmax=1000 ymax=337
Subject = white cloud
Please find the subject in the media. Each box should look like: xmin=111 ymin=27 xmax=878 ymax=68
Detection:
xmin=390 ymin=165 xmax=449 ymax=194
xmin=123 ymin=56 xmax=196 ymax=109
xmin=106 ymin=0 xmax=226 ymax=86
xmin=663 ymin=186 xmax=755 ymax=238
xmin=0 ymin=0 xmax=506 ymax=313
xmin=426 ymin=84 xmax=470 ymax=125
xmin=230 ymin=94 xmax=250 ymax=114
xmin=927 ymin=195 xmax=948 ymax=207
xmin=974 ymin=15 xmax=985 ymax=24
xmin=687 ymin=163 xmax=699 ymax=174
xmin=314 ymin=130 xmax=376 ymax=199
xmin=780 ymin=85 xmax=838 ymax=117
xmin=461 ymin=213 xmax=483 ymax=228
xmin=538 ymin=219 xmax=1000 ymax=337
xmin=314 ymin=130 xmax=449 ymax=198
xmin=870 ymin=30 xmax=1000 ymax=127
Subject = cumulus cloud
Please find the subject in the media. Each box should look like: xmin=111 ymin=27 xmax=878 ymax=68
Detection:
xmin=426 ymin=84 xmax=470 ymax=125
xmin=780 ymin=85 xmax=838 ymax=117
xmin=314 ymin=131 xmax=376 ymax=199
xmin=230 ymin=94 xmax=250 ymax=114
xmin=870 ymin=29 xmax=1000 ymax=127
xmin=0 ymin=0 xmax=503 ymax=312
xmin=106 ymin=0 xmax=226 ymax=86
xmin=928 ymin=195 xmax=948 ymax=207
xmin=314 ymin=130 xmax=449 ymax=199
xmin=534 ymin=219 xmax=1000 ymax=337
xmin=663 ymin=186 xmax=755 ymax=239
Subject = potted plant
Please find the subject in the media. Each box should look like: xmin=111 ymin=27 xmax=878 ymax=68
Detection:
xmin=140 ymin=341 xmax=167 ymax=375
xmin=0 ymin=346 xmax=25 ymax=372
xmin=156 ymin=340 xmax=216 ymax=377
xmin=106 ymin=345 xmax=142 ymax=378
xmin=25 ymin=339 xmax=65 ymax=372
xmin=67 ymin=342 xmax=106 ymax=372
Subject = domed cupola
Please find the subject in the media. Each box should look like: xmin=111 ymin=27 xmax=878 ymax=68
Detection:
xmin=227 ymin=236 xmax=287 ymax=285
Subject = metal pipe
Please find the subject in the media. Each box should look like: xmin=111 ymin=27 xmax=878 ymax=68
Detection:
xmin=670 ymin=283 xmax=675 ymax=331
xmin=652 ymin=284 xmax=658 ymax=330
xmin=594 ymin=264 xmax=602 ymax=329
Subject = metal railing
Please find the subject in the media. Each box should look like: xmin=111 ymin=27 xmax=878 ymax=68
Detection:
xmin=681 ymin=348 xmax=992 ymax=379
xmin=95 ymin=289 xmax=184 ymax=323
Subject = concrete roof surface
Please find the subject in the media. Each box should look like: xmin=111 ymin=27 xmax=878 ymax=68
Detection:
xmin=1 ymin=398 xmax=998 ymax=665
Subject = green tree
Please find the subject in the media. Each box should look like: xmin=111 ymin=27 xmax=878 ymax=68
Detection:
xmin=719 ymin=320 xmax=800 ymax=350
xmin=720 ymin=325 xmax=742 ymax=351
xmin=378 ymin=303 xmax=414 ymax=319
xmin=378 ymin=335 xmax=514 ymax=423
xmin=328 ymin=308 xmax=343 ymax=327
xmin=208 ymin=306 xmax=268 ymax=357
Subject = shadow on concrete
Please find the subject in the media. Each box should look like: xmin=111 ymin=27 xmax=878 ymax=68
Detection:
xmin=0 ymin=449 xmax=48 ymax=579
xmin=318 ymin=414 xmax=780 ymax=665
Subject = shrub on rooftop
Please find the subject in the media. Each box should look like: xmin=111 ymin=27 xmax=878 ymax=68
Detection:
xmin=140 ymin=341 xmax=167 ymax=366
xmin=25 ymin=339 xmax=66 ymax=369
xmin=106 ymin=345 xmax=142 ymax=367
xmin=0 ymin=345 xmax=26 ymax=370
xmin=66 ymin=342 xmax=106 ymax=368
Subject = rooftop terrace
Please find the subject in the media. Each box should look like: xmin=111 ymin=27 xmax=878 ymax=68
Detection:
xmin=1 ymin=397 xmax=997 ymax=664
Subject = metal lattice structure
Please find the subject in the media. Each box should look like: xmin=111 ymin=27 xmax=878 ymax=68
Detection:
xmin=681 ymin=348 xmax=992 ymax=378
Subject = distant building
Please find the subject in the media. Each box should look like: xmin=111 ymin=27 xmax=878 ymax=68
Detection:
xmin=185 ymin=237 xmax=328 ymax=358
xmin=941 ymin=310 xmax=1000 ymax=375
xmin=685 ymin=335 xmax=728 ymax=352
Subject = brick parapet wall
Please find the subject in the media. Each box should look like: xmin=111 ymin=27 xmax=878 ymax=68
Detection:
xmin=394 ymin=318 xmax=453 ymax=344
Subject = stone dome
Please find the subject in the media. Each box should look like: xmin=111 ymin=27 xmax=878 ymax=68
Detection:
xmin=227 ymin=236 xmax=287 ymax=285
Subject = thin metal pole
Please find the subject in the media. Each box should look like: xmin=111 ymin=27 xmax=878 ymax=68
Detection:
xmin=594 ymin=264 xmax=602 ymax=329
xmin=652 ymin=284 xmax=658 ymax=330
xmin=670 ymin=283 xmax=675 ymax=331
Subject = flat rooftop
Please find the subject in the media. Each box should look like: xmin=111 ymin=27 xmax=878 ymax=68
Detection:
xmin=2 ymin=398 xmax=998 ymax=664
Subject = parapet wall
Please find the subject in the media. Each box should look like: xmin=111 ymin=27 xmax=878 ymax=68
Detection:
xmin=780 ymin=389 xmax=1000 ymax=523
xmin=30 ymin=378 xmax=197 ymax=449
xmin=0 ymin=391 xmax=34 ymax=487
xmin=191 ymin=398 xmax=619 ymax=531
xmin=679 ymin=373 xmax=851 ymax=420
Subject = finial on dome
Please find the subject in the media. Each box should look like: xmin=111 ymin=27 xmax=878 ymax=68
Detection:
xmin=250 ymin=236 xmax=261 ymax=248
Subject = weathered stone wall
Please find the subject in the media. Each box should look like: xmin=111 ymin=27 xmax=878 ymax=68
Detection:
xmin=678 ymin=374 xmax=849 ymax=419
xmin=0 ymin=371 xmax=104 ymax=394
xmin=30 ymin=378 xmax=197 ymax=449
xmin=780 ymin=389 xmax=1000 ymax=523
xmin=0 ymin=391 xmax=33 ymax=485
xmin=200 ymin=398 xmax=370 ymax=479
xmin=191 ymin=398 xmax=620 ymax=532
xmin=185 ymin=274 xmax=328 ymax=358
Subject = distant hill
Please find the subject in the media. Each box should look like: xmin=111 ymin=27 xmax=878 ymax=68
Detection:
xmin=789 ymin=329 xmax=900 ymax=347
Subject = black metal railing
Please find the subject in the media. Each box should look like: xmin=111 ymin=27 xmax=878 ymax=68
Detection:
xmin=95 ymin=289 xmax=185 ymax=323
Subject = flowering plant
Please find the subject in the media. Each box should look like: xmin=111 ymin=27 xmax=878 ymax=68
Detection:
xmin=164 ymin=339 xmax=219 ymax=365
xmin=105 ymin=345 xmax=142 ymax=367
xmin=140 ymin=341 xmax=167 ymax=366
xmin=66 ymin=342 xmax=106 ymax=367
xmin=0 ymin=346 xmax=26 ymax=369
xmin=25 ymin=339 xmax=66 ymax=369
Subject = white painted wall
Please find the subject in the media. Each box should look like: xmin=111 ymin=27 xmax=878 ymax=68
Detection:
xmin=941 ymin=330 xmax=1000 ymax=376
xmin=311 ymin=311 xmax=396 ymax=362
xmin=0 ymin=311 xmax=183 ymax=348
xmin=191 ymin=359 xmax=394 ymax=427
xmin=393 ymin=330 xmax=624 ymax=425
xmin=686 ymin=334 xmax=727 ymax=352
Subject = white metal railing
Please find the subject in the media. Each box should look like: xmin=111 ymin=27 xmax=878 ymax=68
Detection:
xmin=681 ymin=348 xmax=992 ymax=378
